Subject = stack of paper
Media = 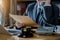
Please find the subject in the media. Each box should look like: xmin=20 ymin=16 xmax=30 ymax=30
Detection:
xmin=9 ymin=14 xmax=39 ymax=27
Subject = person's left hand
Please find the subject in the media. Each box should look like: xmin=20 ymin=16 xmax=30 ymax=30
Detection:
xmin=15 ymin=22 xmax=25 ymax=28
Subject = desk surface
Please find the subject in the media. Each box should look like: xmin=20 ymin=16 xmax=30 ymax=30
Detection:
xmin=0 ymin=34 xmax=60 ymax=40
xmin=19 ymin=34 xmax=60 ymax=40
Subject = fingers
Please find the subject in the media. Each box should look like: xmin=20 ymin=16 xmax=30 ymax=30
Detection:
xmin=15 ymin=22 xmax=25 ymax=28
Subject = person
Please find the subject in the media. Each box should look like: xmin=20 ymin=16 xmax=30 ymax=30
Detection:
xmin=15 ymin=0 xmax=59 ymax=32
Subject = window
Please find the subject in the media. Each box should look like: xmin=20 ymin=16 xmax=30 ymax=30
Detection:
xmin=0 ymin=12 xmax=2 ymax=24
xmin=0 ymin=0 xmax=3 ymax=24
xmin=0 ymin=0 xmax=2 ymax=5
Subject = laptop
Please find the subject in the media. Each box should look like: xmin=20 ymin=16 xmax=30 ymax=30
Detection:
xmin=0 ymin=25 xmax=21 ymax=36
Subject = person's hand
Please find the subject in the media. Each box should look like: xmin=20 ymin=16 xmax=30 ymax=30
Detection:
xmin=46 ymin=0 xmax=51 ymax=4
xmin=15 ymin=22 xmax=25 ymax=28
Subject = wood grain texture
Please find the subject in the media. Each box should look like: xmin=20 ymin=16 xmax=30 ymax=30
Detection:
xmin=19 ymin=34 xmax=60 ymax=40
xmin=0 ymin=34 xmax=60 ymax=40
xmin=0 ymin=34 xmax=16 ymax=40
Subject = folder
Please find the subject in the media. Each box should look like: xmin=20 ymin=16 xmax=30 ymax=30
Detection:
xmin=9 ymin=14 xmax=39 ymax=27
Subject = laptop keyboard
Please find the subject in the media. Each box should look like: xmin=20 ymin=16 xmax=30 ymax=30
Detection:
xmin=6 ymin=29 xmax=21 ymax=35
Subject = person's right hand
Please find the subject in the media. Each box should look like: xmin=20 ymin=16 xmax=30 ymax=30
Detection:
xmin=15 ymin=22 xmax=25 ymax=28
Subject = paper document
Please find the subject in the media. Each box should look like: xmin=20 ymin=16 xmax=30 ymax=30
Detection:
xmin=9 ymin=14 xmax=39 ymax=27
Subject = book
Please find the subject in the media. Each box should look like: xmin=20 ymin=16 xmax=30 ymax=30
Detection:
xmin=9 ymin=14 xmax=39 ymax=27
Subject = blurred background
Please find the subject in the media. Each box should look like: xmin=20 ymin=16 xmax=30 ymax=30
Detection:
xmin=0 ymin=0 xmax=60 ymax=27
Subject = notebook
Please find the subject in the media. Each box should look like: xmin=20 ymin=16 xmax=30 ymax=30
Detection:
xmin=9 ymin=14 xmax=39 ymax=27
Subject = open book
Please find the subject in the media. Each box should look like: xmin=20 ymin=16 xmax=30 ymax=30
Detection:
xmin=9 ymin=14 xmax=39 ymax=27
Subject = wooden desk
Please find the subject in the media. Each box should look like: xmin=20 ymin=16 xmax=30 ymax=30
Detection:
xmin=0 ymin=34 xmax=60 ymax=40
xmin=19 ymin=34 xmax=60 ymax=40
xmin=0 ymin=34 xmax=19 ymax=40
